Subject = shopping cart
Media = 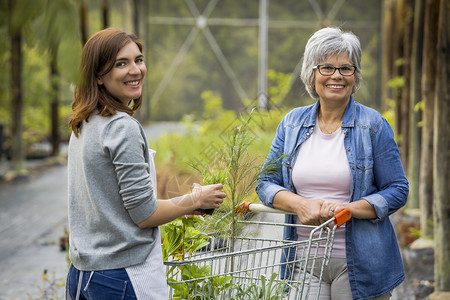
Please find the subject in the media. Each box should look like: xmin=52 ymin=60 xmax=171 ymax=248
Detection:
xmin=164 ymin=202 xmax=351 ymax=300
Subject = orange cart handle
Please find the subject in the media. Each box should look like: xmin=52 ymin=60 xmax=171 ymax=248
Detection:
xmin=333 ymin=208 xmax=351 ymax=227
xmin=235 ymin=201 xmax=253 ymax=215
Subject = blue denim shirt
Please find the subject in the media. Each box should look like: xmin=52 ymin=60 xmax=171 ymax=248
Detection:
xmin=256 ymin=98 xmax=409 ymax=299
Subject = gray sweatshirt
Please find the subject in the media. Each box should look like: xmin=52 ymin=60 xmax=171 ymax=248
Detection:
xmin=68 ymin=111 xmax=159 ymax=271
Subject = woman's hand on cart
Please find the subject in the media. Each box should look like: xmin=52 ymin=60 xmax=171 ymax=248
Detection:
xmin=320 ymin=201 xmax=348 ymax=223
xmin=237 ymin=201 xmax=351 ymax=228
xmin=297 ymin=199 xmax=325 ymax=226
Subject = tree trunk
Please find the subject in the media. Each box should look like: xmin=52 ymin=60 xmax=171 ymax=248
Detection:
xmin=393 ymin=0 xmax=405 ymax=139
xmin=9 ymin=0 xmax=25 ymax=173
xmin=419 ymin=0 xmax=440 ymax=238
xmin=133 ymin=0 xmax=140 ymax=37
xmin=432 ymin=0 xmax=450 ymax=292
xmin=80 ymin=0 xmax=88 ymax=44
xmin=141 ymin=0 xmax=150 ymax=123
xmin=102 ymin=0 xmax=109 ymax=29
xmin=399 ymin=0 xmax=414 ymax=171
xmin=132 ymin=0 xmax=148 ymax=123
xmin=121 ymin=1 xmax=133 ymax=33
xmin=407 ymin=0 xmax=425 ymax=209
xmin=381 ymin=0 xmax=395 ymax=111
xmin=50 ymin=51 xmax=60 ymax=157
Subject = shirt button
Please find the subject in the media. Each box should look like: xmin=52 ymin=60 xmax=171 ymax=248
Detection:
xmin=350 ymin=269 xmax=354 ymax=273
xmin=352 ymin=167 xmax=355 ymax=170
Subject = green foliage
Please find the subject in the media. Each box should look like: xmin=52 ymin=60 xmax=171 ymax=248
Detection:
xmin=201 ymin=90 xmax=223 ymax=120
xmin=387 ymin=76 xmax=405 ymax=90
xmin=8 ymin=0 xmax=44 ymax=35
xmin=414 ymin=100 xmax=424 ymax=112
xmin=162 ymin=215 xmax=234 ymax=299
xmin=161 ymin=215 xmax=292 ymax=299
xmin=1 ymin=44 xmax=74 ymax=154
xmin=167 ymin=268 xmax=293 ymax=300
xmin=382 ymin=99 xmax=396 ymax=129
xmin=160 ymin=95 xmax=291 ymax=299
xmin=190 ymin=111 xmax=267 ymax=240
xmin=228 ymin=273 xmax=295 ymax=300
xmin=202 ymin=168 xmax=228 ymax=185
xmin=152 ymin=88 xmax=285 ymax=173
xmin=0 ymin=0 xmax=80 ymax=156
xmin=167 ymin=264 xmax=233 ymax=300
xmin=414 ymin=100 xmax=424 ymax=127
xmin=267 ymin=69 xmax=291 ymax=106
xmin=161 ymin=215 xmax=211 ymax=261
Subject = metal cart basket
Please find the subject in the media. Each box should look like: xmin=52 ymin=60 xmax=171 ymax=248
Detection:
xmin=164 ymin=202 xmax=351 ymax=300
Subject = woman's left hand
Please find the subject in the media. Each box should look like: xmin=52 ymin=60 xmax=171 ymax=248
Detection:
xmin=320 ymin=201 xmax=347 ymax=220
xmin=321 ymin=199 xmax=378 ymax=220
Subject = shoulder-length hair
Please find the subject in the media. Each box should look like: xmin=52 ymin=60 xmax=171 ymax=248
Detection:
xmin=69 ymin=28 xmax=144 ymax=136
xmin=300 ymin=27 xmax=362 ymax=99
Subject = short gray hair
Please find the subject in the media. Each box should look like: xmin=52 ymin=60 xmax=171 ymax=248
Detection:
xmin=300 ymin=27 xmax=362 ymax=99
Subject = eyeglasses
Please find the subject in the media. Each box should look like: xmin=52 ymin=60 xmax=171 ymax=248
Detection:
xmin=313 ymin=64 xmax=357 ymax=76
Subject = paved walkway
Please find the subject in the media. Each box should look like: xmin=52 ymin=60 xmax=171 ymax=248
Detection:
xmin=0 ymin=163 xmax=68 ymax=299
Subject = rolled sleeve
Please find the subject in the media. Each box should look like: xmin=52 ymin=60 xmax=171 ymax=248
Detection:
xmin=256 ymin=181 xmax=288 ymax=207
xmin=127 ymin=197 xmax=158 ymax=224
xmin=362 ymin=193 xmax=389 ymax=222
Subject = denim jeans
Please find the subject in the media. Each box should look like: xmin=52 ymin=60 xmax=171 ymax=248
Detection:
xmin=290 ymin=258 xmax=392 ymax=300
xmin=66 ymin=264 xmax=137 ymax=300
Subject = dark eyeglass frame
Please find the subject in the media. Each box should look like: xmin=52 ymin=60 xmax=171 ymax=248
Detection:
xmin=313 ymin=64 xmax=357 ymax=76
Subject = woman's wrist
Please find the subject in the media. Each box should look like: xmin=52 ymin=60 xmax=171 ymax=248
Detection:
xmin=343 ymin=200 xmax=377 ymax=219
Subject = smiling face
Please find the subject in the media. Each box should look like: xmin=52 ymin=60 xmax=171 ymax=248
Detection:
xmin=97 ymin=41 xmax=146 ymax=105
xmin=314 ymin=52 xmax=356 ymax=104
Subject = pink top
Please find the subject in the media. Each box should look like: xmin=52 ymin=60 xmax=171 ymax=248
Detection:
xmin=292 ymin=120 xmax=351 ymax=258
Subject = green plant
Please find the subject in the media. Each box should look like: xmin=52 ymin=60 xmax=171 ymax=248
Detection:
xmin=246 ymin=273 xmax=294 ymax=300
xmin=227 ymin=273 xmax=295 ymax=300
xmin=159 ymin=93 xmax=288 ymax=298
xmin=162 ymin=216 xmax=235 ymax=299
xmin=161 ymin=215 xmax=211 ymax=261
xmin=167 ymin=264 xmax=233 ymax=300
xmin=202 ymin=168 xmax=228 ymax=185
xmin=190 ymin=112 xmax=263 ymax=240
xmin=194 ymin=110 xmax=283 ymax=238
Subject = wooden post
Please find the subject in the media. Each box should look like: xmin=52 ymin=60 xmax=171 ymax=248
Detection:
xmin=407 ymin=0 xmax=425 ymax=210
xmin=431 ymin=0 xmax=450 ymax=293
xmin=419 ymin=0 xmax=440 ymax=239
xmin=9 ymin=0 xmax=26 ymax=174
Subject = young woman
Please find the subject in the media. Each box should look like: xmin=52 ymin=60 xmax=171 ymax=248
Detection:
xmin=66 ymin=28 xmax=226 ymax=299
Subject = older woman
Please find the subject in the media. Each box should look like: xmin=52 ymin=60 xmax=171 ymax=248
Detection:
xmin=256 ymin=27 xmax=408 ymax=299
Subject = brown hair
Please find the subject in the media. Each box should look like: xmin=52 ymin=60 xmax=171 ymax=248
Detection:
xmin=69 ymin=28 xmax=144 ymax=136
